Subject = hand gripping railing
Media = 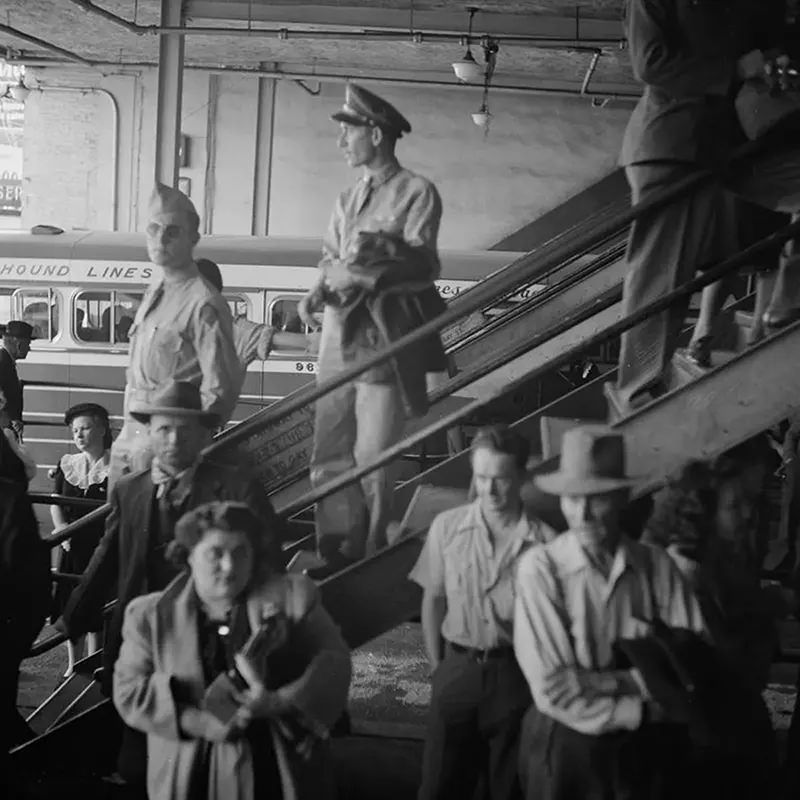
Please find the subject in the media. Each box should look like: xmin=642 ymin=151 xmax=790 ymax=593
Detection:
xmin=26 ymin=135 xmax=791 ymax=660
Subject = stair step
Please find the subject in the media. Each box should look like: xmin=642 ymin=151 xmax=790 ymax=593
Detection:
xmin=672 ymin=349 xmax=737 ymax=384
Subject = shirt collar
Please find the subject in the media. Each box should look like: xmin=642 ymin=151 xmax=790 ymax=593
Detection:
xmin=458 ymin=499 xmax=548 ymax=549
xmin=558 ymin=530 xmax=646 ymax=577
xmin=362 ymin=158 xmax=401 ymax=189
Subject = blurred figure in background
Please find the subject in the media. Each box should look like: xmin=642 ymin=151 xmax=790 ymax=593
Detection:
xmin=196 ymin=259 xmax=311 ymax=374
xmin=0 ymin=389 xmax=35 ymax=482
xmin=0 ymin=320 xmax=34 ymax=442
xmin=50 ymin=402 xmax=113 ymax=678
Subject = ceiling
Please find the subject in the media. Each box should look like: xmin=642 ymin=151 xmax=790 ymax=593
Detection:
xmin=0 ymin=0 xmax=637 ymax=97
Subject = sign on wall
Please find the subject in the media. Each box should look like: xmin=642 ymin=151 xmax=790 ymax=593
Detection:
xmin=0 ymin=61 xmax=24 ymax=217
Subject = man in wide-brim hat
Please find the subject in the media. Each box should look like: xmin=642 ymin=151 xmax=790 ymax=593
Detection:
xmin=60 ymin=380 xmax=283 ymax=790
xmin=512 ymin=425 xmax=706 ymax=800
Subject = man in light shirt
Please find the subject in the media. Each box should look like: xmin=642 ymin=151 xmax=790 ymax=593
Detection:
xmin=109 ymin=185 xmax=242 ymax=486
xmin=514 ymin=425 xmax=706 ymax=800
xmin=409 ymin=425 xmax=555 ymax=800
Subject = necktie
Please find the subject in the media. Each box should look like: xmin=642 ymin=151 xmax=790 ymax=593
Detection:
xmin=157 ymin=476 xmax=180 ymax=544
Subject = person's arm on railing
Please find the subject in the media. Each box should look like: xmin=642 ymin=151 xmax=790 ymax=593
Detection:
xmin=49 ymin=462 xmax=70 ymax=550
xmin=58 ymin=485 xmax=121 ymax=638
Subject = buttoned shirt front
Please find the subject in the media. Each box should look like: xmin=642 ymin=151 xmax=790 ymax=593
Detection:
xmin=125 ymin=268 xmax=241 ymax=423
xmin=410 ymin=500 xmax=556 ymax=650
xmin=320 ymin=158 xmax=443 ymax=284
xmin=514 ymin=531 xmax=706 ymax=736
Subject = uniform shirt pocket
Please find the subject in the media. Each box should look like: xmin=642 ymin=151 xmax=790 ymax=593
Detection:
xmin=150 ymin=325 xmax=186 ymax=378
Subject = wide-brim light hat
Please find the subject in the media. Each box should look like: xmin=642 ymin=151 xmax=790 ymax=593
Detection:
xmin=130 ymin=381 xmax=219 ymax=428
xmin=535 ymin=424 xmax=638 ymax=496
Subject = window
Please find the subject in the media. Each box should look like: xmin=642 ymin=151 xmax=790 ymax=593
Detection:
xmin=267 ymin=296 xmax=314 ymax=334
xmin=13 ymin=288 xmax=61 ymax=340
xmin=73 ymin=290 xmax=143 ymax=345
xmin=225 ymin=294 xmax=249 ymax=322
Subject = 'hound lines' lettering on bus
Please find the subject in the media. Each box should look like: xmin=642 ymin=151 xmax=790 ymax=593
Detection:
xmin=0 ymin=261 xmax=70 ymax=278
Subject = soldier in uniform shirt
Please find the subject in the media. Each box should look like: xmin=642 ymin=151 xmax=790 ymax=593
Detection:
xmin=409 ymin=426 xmax=555 ymax=800
xmin=109 ymin=185 xmax=242 ymax=485
xmin=298 ymin=83 xmax=444 ymax=575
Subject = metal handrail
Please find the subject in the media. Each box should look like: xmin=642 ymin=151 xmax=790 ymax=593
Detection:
xmin=29 ymin=493 xmax=104 ymax=509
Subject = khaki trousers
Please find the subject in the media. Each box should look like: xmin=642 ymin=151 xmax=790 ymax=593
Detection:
xmin=617 ymin=144 xmax=800 ymax=406
xmin=310 ymin=305 xmax=406 ymax=561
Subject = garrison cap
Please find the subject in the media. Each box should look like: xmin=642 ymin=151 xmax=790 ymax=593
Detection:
xmin=331 ymin=83 xmax=412 ymax=138
xmin=148 ymin=182 xmax=199 ymax=222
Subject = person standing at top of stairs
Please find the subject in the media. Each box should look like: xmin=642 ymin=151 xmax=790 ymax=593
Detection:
xmin=615 ymin=0 xmax=800 ymax=415
xmin=108 ymin=184 xmax=242 ymax=487
xmin=298 ymin=83 xmax=448 ymax=578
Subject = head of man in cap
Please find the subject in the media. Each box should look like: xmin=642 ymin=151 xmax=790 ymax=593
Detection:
xmin=2 ymin=320 xmax=34 ymax=362
xmin=332 ymin=83 xmax=412 ymax=172
xmin=145 ymin=183 xmax=201 ymax=275
xmin=536 ymin=425 xmax=637 ymax=557
xmin=130 ymin=381 xmax=219 ymax=475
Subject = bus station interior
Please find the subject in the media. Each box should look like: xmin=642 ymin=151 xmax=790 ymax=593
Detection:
xmin=3 ymin=1 xmax=800 ymax=799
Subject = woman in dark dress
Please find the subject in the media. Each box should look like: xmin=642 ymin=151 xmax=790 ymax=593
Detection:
xmin=50 ymin=402 xmax=112 ymax=677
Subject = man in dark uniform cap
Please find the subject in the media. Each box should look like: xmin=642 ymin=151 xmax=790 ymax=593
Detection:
xmin=0 ymin=320 xmax=34 ymax=440
xmin=299 ymin=83 xmax=444 ymax=575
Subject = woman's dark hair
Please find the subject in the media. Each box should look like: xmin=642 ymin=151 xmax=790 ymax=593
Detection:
xmin=64 ymin=402 xmax=113 ymax=450
xmin=645 ymin=457 xmax=749 ymax=557
xmin=470 ymin=424 xmax=531 ymax=472
xmin=166 ymin=501 xmax=284 ymax=576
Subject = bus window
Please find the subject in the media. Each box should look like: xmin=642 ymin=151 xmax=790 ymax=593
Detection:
xmin=225 ymin=294 xmax=249 ymax=322
xmin=268 ymin=296 xmax=312 ymax=334
xmin=0 ymin=288 xmax=12 ymax=326
xmin=13 ymin=288 xmax=60 ymax=340
xmin=74 ymin=290 xmax=143 ymax=345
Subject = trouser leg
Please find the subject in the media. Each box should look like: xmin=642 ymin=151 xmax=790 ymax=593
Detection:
xmin=352 ymin=380 xmax=406 ymax=558
xmin=616 ymin=164 xmax=736 ymax=406
xmin=690 ymin=274 xmax=739 ymax=344
xmin=418 ymin=654 xmax=484 ymax=800
xmin=310 ymin=306 xmax=366 ymax=561
xmin=479 ymin=656 xmax=530 ymax=800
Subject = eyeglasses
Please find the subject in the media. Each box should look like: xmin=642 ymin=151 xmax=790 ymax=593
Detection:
xmin=146 ymin=222 xmax=186 ymax=240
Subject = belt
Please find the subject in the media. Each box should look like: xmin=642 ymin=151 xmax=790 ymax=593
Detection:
xmin=447 ymin=641 xmax=515 ymax=663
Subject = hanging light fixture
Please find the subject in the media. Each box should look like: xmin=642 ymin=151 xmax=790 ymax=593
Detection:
xmin=472 ymin=38 xmax=499 ymax=132
xmin=452 ymin=7 xmax=483 ymax=83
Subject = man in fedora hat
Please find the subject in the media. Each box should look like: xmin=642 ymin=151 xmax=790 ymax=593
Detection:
xmin=298 ymin=82 xmax=446 ymax=576
xmin=60 ymin=381 xmax=281 ymax=787
xmin=109 ymin=183 xmax=241 ymax=486
xmin=513 ymin=425 xmax=706 ymax=800
xmin=410 ymin=425 xmax=555 ymax=800
xmin=0 ymin=320 xmax=34 ymax=441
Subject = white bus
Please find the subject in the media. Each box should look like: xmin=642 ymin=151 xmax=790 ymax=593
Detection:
xmin=0 ymin=227 xmax=524 ymax=488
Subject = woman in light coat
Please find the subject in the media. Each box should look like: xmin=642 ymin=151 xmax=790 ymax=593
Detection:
xmin=113 ymin=500 xmax=351 ymax=800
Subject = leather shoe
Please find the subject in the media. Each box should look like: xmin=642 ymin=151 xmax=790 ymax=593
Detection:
xmin=684 ymin=336 xmax=712 ymax=369
xmin=762 ymin=306 xmax=800 ymax=332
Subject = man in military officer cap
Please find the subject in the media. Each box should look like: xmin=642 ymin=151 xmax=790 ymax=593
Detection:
xmin=299 ymin=83 xmax=445 ymax=576
xmin=109 ymin=184 xmax=242 ymax=485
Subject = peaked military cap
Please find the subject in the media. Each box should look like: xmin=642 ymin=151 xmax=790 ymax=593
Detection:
xmin=331 ymin=83 xmax=412 ymax=138
xmin=148 ymin=182 xmax=198 ymax=221
xmin=4 ymin=320 xmax=35 ymax=340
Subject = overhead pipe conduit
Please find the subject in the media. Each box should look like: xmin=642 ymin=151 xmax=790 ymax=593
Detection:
xmin=67 ymin=0 xmax=621 ymax=51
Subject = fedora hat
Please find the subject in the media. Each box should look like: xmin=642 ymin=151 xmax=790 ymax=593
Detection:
xmin=129 ymin=381 xmax=219 ymax=427
xmin=535 ymin=425 xmax=637 ymax=496
xmin=4 ymin=320 xmax=36 ymax=340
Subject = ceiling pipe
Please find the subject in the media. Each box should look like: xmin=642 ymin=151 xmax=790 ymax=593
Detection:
xmin=0 ymin=23 xmax=95 ymax=66
xmin=16 ymin=56 xmax=641 ymax=103
xmin=67 ymin=0 xmax=622 ymax=51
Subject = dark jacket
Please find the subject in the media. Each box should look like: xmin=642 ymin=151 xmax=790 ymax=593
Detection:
xmin=0 ymin=476 xmax=51 ymax=658
xmin=324 ymin=232 xmax=448 ymax=417
xmin=620 ymin=0 xmax=784 ymax=166
xmin=61 ymin=456 xmax=284 ymax=694
xmin=0 ymin=347 xmax=22 ymax=424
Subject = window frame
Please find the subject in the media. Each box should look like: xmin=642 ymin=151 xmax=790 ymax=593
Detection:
xmin=266 ymin=293 xmax=314 ymax=340
xmin=71 ymin=288 xmax=142 ymax=347
xmin=12 ymin=287 xmax=61 ymax=342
